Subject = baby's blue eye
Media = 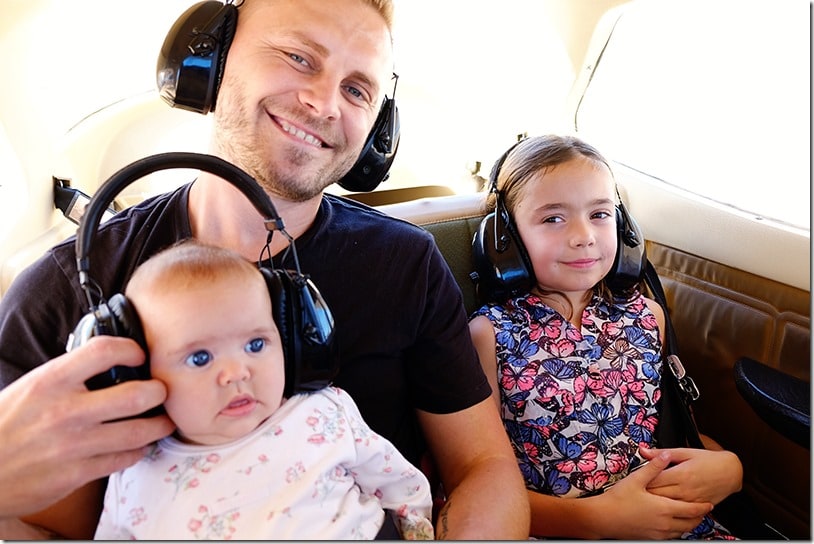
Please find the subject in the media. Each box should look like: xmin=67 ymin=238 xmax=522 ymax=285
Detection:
xmin=185 ymin=350 xmax=213 ymax=368
xmin=246 ymin=338 xmax=266 ymax=354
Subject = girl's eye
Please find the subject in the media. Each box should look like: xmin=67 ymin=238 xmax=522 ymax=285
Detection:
xmin=185 ymin=350 xmax=212 ymax=368
xmin=542 ymin=216 xmax=563 ymax=224
xmin=246 ymin=338 xmax=266 ymax=354
xmin=592 ymin=210 xmax=613 ymax=220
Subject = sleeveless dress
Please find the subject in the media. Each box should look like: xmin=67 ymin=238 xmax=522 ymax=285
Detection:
xmin=473 ymin=291 xmax=735 ymax=540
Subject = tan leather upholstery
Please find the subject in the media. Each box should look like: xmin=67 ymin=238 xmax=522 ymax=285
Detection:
xmin=647 ymin=242 xmax=810 ymax=538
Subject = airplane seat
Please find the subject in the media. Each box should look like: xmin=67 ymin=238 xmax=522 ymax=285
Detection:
xmin=734 ymin=357 xmax=810 ymax=449
xmin=0 ymin=92 xmax=211 ymax=301
xmin=0 ymin=122 xmax=48 ymax=299
xmin=53 ymin=91 xmax=212 ymax=210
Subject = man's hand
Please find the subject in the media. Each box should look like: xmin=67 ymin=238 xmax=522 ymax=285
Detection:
xmin=0 ymin=336 xmax=174 ymax=519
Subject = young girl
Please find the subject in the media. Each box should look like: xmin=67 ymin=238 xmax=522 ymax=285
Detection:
xmin=94 ymin=240 xmax=434 ymax=540
xmin=469 ymin=135 xmax=742 ymax=539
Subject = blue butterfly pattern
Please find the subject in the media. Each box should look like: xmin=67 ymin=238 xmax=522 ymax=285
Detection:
xmin=473 ymin=292 xmax=734 ymax=539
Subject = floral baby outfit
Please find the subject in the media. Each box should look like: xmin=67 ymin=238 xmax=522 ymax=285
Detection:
xmin=95 ymin=387 xmax=434 ymax=540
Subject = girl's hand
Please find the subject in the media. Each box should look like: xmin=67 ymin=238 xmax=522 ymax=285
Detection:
xmin=640 ymin=445 xmax=743 ymax=505
xmin=595 ymin=450 xmax=713 ymax=539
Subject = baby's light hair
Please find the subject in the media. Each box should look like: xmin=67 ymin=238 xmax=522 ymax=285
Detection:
xmin=125 ymin=239 xmax=263 ymax=297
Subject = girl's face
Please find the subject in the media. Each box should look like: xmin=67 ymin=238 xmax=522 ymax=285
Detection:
xmin=139 ymin=275 xmax=286 ymax=446
xmin=512 ymin=156 xmax=618 ymax=300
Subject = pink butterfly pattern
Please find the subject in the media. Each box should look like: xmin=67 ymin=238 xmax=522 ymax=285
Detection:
xmin=474 ymin=291 xmax=735 ymax=539
xmin=474 ymin=292 xmax=662 ymax=499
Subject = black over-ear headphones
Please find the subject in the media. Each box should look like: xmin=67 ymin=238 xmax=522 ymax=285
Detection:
xmin=156 ymin=0 xmax=400 ymax=193
xmin=67 ymin=152 xmax=339 ymax=399
xmin=471 ymin=140 xmax=647 ymax=303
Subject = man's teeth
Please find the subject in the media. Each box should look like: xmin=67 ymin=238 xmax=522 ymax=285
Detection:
xmin=280 ymin=121 xmax=322 ymax=147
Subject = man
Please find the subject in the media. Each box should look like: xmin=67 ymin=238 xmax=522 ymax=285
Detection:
xmin=0 ymin=0 xmax=529 ymax=538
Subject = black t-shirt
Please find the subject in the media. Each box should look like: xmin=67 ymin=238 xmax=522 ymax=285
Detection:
xmin=0 ymin=183 xmax=490 ymax=464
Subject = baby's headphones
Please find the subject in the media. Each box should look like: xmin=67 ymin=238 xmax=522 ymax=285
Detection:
xmin=471 ymin=139 xmax=647 ymax=303
xmin=68 ymin=152 xmax=339 ymax=399
xmin=155 ymin=0 xmax=400 ymax=193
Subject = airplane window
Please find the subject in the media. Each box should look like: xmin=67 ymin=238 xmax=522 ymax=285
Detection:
xmin=574 ymin=0 xmax=810 ymax=231
xmin=390 ymin=0 xmax=576 ymax=193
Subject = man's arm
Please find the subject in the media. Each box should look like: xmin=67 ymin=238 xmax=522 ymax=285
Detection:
xmin=417 ymin=399 xmax=530 ymax=539
xmin=19 ymin=480 xmax=106 ymax=539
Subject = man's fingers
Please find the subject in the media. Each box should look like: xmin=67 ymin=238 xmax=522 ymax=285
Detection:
xmin=83 ymin=448 xmax=160 ymax=482
xmin=71 ymin=412 xmax=175 ymax=459
xmin=52 ymin=336 xmax=146 ymax=388
xmin=82 ymin=378 xmax=169 ymax=423
xmin=54 ymin=335 xmax=169 ymax=423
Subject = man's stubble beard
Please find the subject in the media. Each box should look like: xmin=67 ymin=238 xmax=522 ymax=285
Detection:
xmin=212 ymin=84 xmax=361 ymax=203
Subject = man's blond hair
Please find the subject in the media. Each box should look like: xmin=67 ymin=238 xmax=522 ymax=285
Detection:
xmin=362 ymin=0 xmax=394 ymax=32
xmin=240 ymin=0 xmax=394 ymax=32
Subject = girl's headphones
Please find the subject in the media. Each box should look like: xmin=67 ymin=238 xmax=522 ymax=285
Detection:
xmin=155 ymin=0 xmax=399 ymax=193
xmin=471 ymin=140 xmax=647 ymax=303
xmin=68 ymin=152 xmax=339 ymax=399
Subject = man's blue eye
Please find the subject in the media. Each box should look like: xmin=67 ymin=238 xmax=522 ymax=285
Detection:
xmin=246 ymin=338 xmax=266 ymax=354
xmin=346 ymin=85 xmax=363 ymax=99
xmin=289 ymin=53 xmax=308 ymax=66
xmin=185 ymin=350 xmax=212 ymax=367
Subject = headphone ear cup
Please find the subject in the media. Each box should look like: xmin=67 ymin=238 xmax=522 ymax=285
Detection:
xmin=262 ymin=268 xmax=338 ymax=397
xmin=156 ymin=1 xmax=238 ymax=114
xmin=82 ymin=293 xmax=151 ymax=390
xmin=471 ymin=208 xmax=535 ymax=303
xmin=337 ymin=97 xmax=400 ymax=192
xmin=263 ymin=268 xmax=298 ymax=395
xmin=107 ymin=293 xmax=147 ymax=349
xmin=606 ymin=204 xmax=647 ymax=293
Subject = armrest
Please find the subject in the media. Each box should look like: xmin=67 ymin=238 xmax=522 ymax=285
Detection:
xmin=734 ymin=357 xmax=810 ymax=449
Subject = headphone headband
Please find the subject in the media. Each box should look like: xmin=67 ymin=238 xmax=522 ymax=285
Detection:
xmin=71 ymin=151 xmax=338 ymax=397
xmin=472 ymin=138 xmax=647 ymax=302
xmin=488 ymin=137 xmax=526 ymax=195
xmin=76 ymin=152 xmax=285 ymax=302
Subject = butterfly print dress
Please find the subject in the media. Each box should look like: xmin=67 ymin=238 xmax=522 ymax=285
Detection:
xmin=473 ymin=291 xmax=734 ymax=539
